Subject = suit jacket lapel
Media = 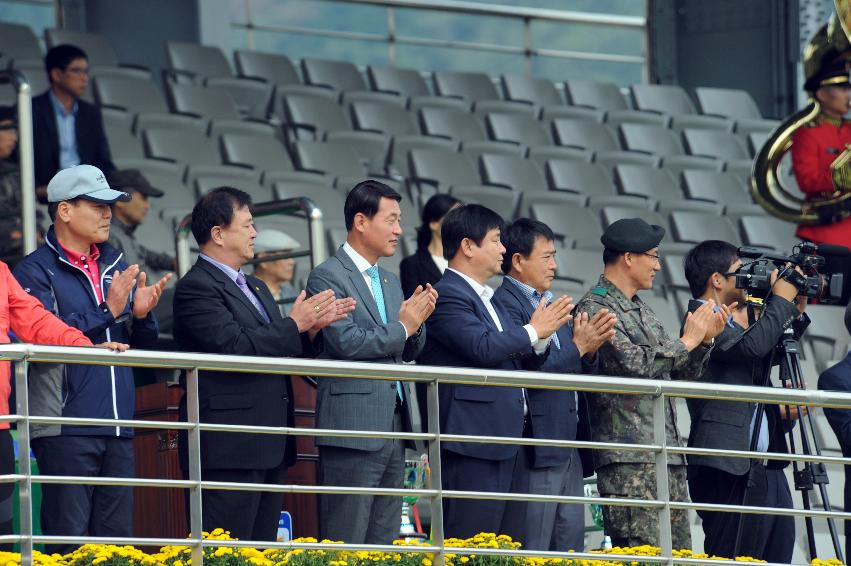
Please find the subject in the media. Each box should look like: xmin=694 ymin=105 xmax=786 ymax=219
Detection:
xmin=335 ymin=247 xmax=383 ymax=324
xmin=37 ymin=94 xmax=60 ymax=163
xmin=198 ymin=259 xmax=269 ymax=324
xmin=247 ymin=274 xmax=283 ymax=322
xmin=446 ymin=270 xmax=500 ymax=331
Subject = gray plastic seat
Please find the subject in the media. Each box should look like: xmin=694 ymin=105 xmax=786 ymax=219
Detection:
xmin=553 ymin=248 xmax=603 ymax=286
xmin=670 ymin=210 xmax=739 ymax=245
xmin=114 ymin=158 xmax=194 ymax=210
xmin=45 ymin=28 xmax=149 ymax=79
xmin=682 ymin=170 xmax=749 ymax=204
xmin=167 ymin=83 xmax=241 ymax=121
xmin=351 ymin=100 xmax=418 ymax=136
xmin=640 ymin=295 xmax=682 ymax=337
xmin=434 ymin=71 xmax=499 ymax=102
xmin=546 ymin=161 xmax=615 ymax=196
xmin=367 ymin=65 xmax=429 ymax=97
xmin=694 ymin=87 xmax=779 ymax=135
xmin=564 ymin=80 xmax=628 ymax=111
xmin=419 ymin=107 xmax=485 ymax=142
xmin=409 ymin=147 xmax=478 ymax=191
xmin=523 ymin=192 xmax=588 ymax=220
xmin=194 ymin=170 xmax=273 ymax=202
xmin=683 ymin=129 xmax=750 ymax=160
xmin=94 ymin=76 xmax=169 ymax=115
xmin=806 ymin=305 xmax=851 ymax=371
xmin=234 ymin=50 xmax=299 ymax=85
xmin=541 ymin=106 xmax=605 ymax=125
xmin=293 ymin=140 xmax=366 ymax=178
xmin=739 ymin=215 xmax=799 ymax=251
xmin=615 ymin=165 xmax=682 ymax=202
xmin=166 ymin=42 xmax=232 ymax=81
xmin=528 ymin=146 xmax=592 ymax=169
xmin=450 ymin=185 xmax=521 ymax=220
xmin=501 ymin=74 xmax=562 ymax=106
xmin=143 ymin=128 xmax=221 ymax=167
xmin=104 ymin=119 xmax=144 ymax=160
xmin=282 ymin=95 xmax=351 ymax=140
xmin=480 ymin=154 xmax=547 ymax=193
xmin=531 ymin=205 xmax=602 ymax=250
xmin=600 ymin=207 xmax=675 ymax=246
xmin=473 ymin=100 xmax=537 ymax=117
xmin=486 ymin=113 xmax=551 ymax=147
xmin=605 ymin=109 xmax=669 ymax=129
xmin=220 ymin=132 xmax=294 ymax=174
xmin=323 ymin=130 xmax=390 ymax=176
xmin=341 ymin=90 xmax=406 ymax=107
xmin=0 ymin=22 xmax=42 ymax=68
xmin=205 ymin=77 xmax=274 ymax=120
xmin=302 ymin=58 xmax=366 ymax=92
xmin=461 ymin=140 xmax=525 ymax=167
xmin=631 ymin=84 xmax=697 ymax=115
xmin=620 ymin=124 xmax=684 ymax=156
xmin=662 ymin=253 xmax=689 ymax=289
xmin=661 ymin=155 xmax=723 ymax=176
xmin=274 ymin=181 xmax=344 ymax=223
xmin=552 ymin=120 xmax=619 ymax=151
xmin=594 ymin=151 xmax=660 ymax=172
xmin=10 ymin=60 xmax=50 ymax=97
xmin=385 ymin=135 xmax=459 ymax=178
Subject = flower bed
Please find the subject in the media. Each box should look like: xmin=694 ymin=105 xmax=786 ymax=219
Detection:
xmin=0 ymin=530 xmax=843 ymax=566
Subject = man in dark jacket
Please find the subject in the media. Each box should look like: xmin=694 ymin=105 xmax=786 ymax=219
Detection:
xmin=493 ymin=218 xmax=616 ymax=551
xmin=13 ymin=164 xmax=169 ymax=551
xmin=32 ymin=44 xmax=114 ymax=201
xmin=683 ymin=240 xmax=807 ymax=563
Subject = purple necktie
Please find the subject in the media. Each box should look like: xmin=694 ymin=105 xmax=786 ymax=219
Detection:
xmin=236 ymin=272 xmax=270 ymax=323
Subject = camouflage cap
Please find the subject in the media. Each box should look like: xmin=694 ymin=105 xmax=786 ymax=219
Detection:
xmin=600 ymin=218 xmax=665 ymax=253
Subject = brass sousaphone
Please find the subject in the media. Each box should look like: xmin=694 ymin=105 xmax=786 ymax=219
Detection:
xmin=752 ymin=0 xmax=851 ymax=224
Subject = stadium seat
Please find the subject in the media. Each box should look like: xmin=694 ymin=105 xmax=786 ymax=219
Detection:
xmin=480 ymin=154 xmax=548 ymax=193
xmin=460 ymin=140 xmax=525 ymax=164
xmin=587 ymin=194 xmax=655 ymax=212
xmin=738 ymin=215 xmax=799 ymax=251
xmin=682 ymin=170 xmax=749 ymax=205
xmin=540 ymin=105 xmax=605 ymax=124
xmin=615 ymin=165 xmax=682 ymax=202
xmin=640 ymin=295 xmax=682 ymax=336
xmin=385 ymin=135 xmax=459 ymax=178
xmin=104 ymin=117 xmax=144 ymax=160
xmin=195 ymin=170 xmax=272 ymax=202
xmin=94 ymin=76 xmax=170 ymax=115
xmin=501 ymin=74 xmax=562 ymax=107
xmin=594 ymin=152 xmax=660 ymax=173
xmin=523 ymin=192 xmax=588 ymax=220
xmin=619 ymin=124 xmax=684 ymax=156
xmin=553 ymin=248 xmax=602 ymax=287
xmin=302 ymin=58 xmax=367 ymax=92
xmin=0 ymin=22 xmax=42 ymax=68
xmin=605 ymin=110 xmax=669 ymax=129
xmin=527 ymin=146 xmax=592 ymax=169
xmin=419 ymin=107 xmax=486 ymax=142
xmin=234 ymin=50 xmax=300 ymax=85
xmin=341 ymin=90 xmax=406 ymax=107
xmin=144 ymin=128 xmax=221 ymax=168
xmin=552 ymin=120 xmax=619 ymax=151
xmin=409 ymin=95 xmax=471 ymax=113
xmin=600 ymin=206 xmax=671 ymax=236
xmin=273 ymin=181 xmax=345 ymax=225
xmin=531 ymin=204 xmax=602 ymax=250
xmin=351 ymin=100 xmax=418 ymax=136
xmin=166 ymin=42 xmax=232 ymax=82
xmin=449 ymin=185 xmax=521 ymax=220
xmin=564 ymin=80 xmax=629 ymax=110
xmin=45 ymin=28 xmax=149 ymax=79
xmin=660 ymin=155 xmax=723 ymax=176
xmin=281 ymin=94 xmax=351 ymax=140
xmin=695 ymin=87 xmax=780 ymax=134
xmin=323 ymin=130 xmax=390 ymax=175
xmin=670 ymin=210 xmax=740 ymax=245
xmin=167 ymin=83 xmax=242 ymax=121
xmin=805 ymin=305 xmax=851 ymax=372
xmin=205 ymin=77 xmax=274 ymax=120
xmin=683 ymin=129 xmax=750 ymax=160
xmin=748 ymin=132 xmax=771 ymax=156
xmin=485 ymin=112 xmax=552 ymax=147
xmin=473 ymin=100 xmax=537 ymax=117
xmin=367 ymin=65 xmax=430 ymax=97
xmin=293 ymin=140 xmax=366 ymax=179
xmin=631 ymin=84 xmax=697 ymax=115
xmin=409 ymin=147 xmax=478 ymax=191
xmin=11 ymin=60 xmax=50 ymax=98
xmin=661 ymin=253 xmax=689 ymax=290
xmin=114 ymin=158 xmax=194 ymax=211
xmin=433 ymin=70 xmax=500 ymax=101
xmin=220 ymin=132 xmax=295 ymax=174
xmin=546 ymin=161 xmax=615 ymax=195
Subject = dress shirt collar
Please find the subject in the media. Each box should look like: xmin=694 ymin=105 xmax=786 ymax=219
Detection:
xmin=343 ymin=241 xmax=377 ymax=273
xmin=49 ymin=90 xmax=78 ymax=117
xmin=200 ymin=253 xmax=242 ymax=283
xmin=696 ymin=298 xmax=735 ymax=327
xmin=447 ymin=267 xmax=494 ymax=300
xmin=505 ymin=275 xmax=552 ymax=305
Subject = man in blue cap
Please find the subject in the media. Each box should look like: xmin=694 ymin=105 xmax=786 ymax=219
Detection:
xmin=13 ymin=164 xmax=171 ymax=551
xmin=574 ymin=218 xmax=730 ymax=549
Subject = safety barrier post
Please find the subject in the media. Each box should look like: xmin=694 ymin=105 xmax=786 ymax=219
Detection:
xmin=15 ymin=360 xmax=33 ymax=566
xmin=186 ymin=368 xmax=204 ymax=566
xmin=427 ymin=380 xmax=444 ymax=566
xmin=653 ymin=393 xmax=673 ymax=566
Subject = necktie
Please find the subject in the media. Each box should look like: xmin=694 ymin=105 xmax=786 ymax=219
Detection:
xmin=236 ymin=272 xmax=270 ymax=323
xmin=540 ymin=290 xmax=561 ymax=349
xmin=366 ymin=265 xmax=404 ymax=402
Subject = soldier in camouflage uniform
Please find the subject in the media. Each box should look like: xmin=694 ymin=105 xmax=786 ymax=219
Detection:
xmin=575 ymin=218 xmax=730 ymax=550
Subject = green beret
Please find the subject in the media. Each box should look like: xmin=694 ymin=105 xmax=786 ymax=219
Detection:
xmin=601 ymin=218 xmax=665 ymax=252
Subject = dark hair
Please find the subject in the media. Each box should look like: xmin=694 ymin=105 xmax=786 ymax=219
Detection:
xmin=416 ymin=194 xmax=461 ymax=251
xmin=344 ymin=180 xmax=402 ymax=231
xmin=602 ymin=247 xmax=622 ymax=266
xmin=0 ymin=106 xmax=15 ymax=123
xmin=191 ymin=187 xmax=252 ymax=245
xmin=47 ymin=197 xmax=80 ymax=221
xmin=501 ymin=218 xmax=555 ymax=274
xmin=683 ymin=239 xmax=739 ymax=298
xmin=441 ymin=204 xmax=505 ymax=261
xmin=45 ymin=45 xmax=88 ymax=81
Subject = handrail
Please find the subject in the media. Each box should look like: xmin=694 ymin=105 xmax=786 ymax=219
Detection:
xmin=0 ymin=69 xmax=37 ymax=255
xmin=174 ymin=196 xmax=326 ymax=277
xmin=3 ymin=343 xmax=850 ymax=566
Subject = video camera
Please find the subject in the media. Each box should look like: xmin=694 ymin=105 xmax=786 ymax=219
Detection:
xmin=733 ymin=242 xmax=844 ymax=303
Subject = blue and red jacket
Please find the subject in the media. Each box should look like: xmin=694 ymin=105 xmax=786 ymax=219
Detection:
xmin=12 ymin=226 xmax=159 ymax=438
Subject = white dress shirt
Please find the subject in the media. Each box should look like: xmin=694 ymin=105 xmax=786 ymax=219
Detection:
xmin=343 ymin=242 xmax=408 ymax=338
xmin=431 ymin=254 xmax=449 ymax=274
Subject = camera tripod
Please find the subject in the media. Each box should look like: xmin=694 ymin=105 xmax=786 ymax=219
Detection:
xmin=732 ymin=317 xmax=843 ymax=562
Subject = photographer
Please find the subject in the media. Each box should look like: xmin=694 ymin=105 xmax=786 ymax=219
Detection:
xmin=683 ymin=240 xmax=809 ymax=563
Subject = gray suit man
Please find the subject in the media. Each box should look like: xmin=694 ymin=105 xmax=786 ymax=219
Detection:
xmin=306 ymin=180 xmax=436 ymax=544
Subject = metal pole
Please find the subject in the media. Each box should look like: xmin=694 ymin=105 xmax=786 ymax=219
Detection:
xmin=426 ymin=380 xmax=444 ymax=566
xmin=186 ymin=368 xmax=204 ymax=566
xmin=176 ymin=228 xmax=192 ymax=278
xmin=387 ymin=6 xmax=397 ymax=66
xmin=653 ymin=394 xmax=673 ymax=566
xmin=15 ymin=360 xmax=33 ymax=566
xmin=308 ymin=206 xmax=326 ymax=268
xmin=14 ymin=72 xmax=37 ymax=255
xmin=523 ymin=17 xmax=533 ymax=75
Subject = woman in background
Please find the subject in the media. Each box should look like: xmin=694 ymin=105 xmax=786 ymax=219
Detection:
xmin=400 ymin=194 xmax=461 ymax=298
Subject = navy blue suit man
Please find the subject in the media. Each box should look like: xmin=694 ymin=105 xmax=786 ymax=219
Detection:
xmin=818 ymin=303 xmax=851 ymax=562
xmin=418 ymin=205 xmax=575 ymax=539
xmin=493 ymin=219 xmax=616 ymax=551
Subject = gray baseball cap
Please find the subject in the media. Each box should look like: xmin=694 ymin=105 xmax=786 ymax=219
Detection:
xmin=47 ymin=165 xmax=131 ymax=204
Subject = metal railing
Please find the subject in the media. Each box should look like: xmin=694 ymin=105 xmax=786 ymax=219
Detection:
xmin=2 ymin=343 xmax=851 ymax=566
xmin=231 ymin=0 xmax=647 ymax=78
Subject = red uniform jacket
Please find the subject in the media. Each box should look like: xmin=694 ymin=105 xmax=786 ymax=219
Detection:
xmin=0 ymin=260 xmax=91 ymax=427
xmin=791 ymin=116 xmax=851 ymax=247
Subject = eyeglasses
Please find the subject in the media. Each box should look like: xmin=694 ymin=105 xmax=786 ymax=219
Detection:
xmin=63 ymin=66 xmax=89 ymax=76
xmin=640 ymin=252 xmax=661 ymax=262
xmin=0 ymin=124 xmax=16 ymax=131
